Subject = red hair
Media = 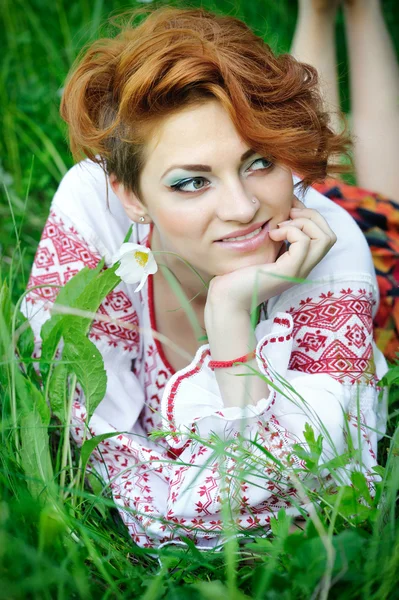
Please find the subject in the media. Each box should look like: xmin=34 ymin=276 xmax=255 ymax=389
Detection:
xmin=60 ymin=5 xmax=351 ymax=197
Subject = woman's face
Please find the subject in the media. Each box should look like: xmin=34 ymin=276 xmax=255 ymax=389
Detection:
xmin=122 ymin=100 xmax=294 ymax=281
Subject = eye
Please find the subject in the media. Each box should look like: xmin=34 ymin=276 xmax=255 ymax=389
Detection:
xmin=247 ymin=157 xmax=274 ymax=172
xmin=170 ymin=177 xmax=209 ymax=193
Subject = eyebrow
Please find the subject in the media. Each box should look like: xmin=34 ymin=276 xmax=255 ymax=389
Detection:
xmin=161 ymin=148 xmax=257 ymax=179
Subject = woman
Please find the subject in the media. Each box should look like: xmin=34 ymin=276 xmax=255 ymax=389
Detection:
xmin=23 ymin=5 xmax=389 ymax=551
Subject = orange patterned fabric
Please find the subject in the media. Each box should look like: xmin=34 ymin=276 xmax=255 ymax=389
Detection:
xmin=313 ymin=179 xmax=399 ymax=362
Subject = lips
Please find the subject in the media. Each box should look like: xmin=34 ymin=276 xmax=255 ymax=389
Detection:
xmin=214 ymin=219 xmax=271 ymax=253
xmin=216 ymin=220 xmax=269 ymax=242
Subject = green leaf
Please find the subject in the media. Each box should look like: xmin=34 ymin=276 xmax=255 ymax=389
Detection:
xmin=81 ymin=431 xmax=125 ymax=475
xmin=250 ymin=303 xmax=261 ymax=331
xmin=38 ymin=262 xmax=120 ymax=430
xmin=332 ymin=530 xmax=366 ymax=570
xmin=0 ymin=283 xmax=12 ymax=388
xmin=70 ymin=263 xmax=119 ymax=315
xmin=270 ymin=508 xmax=292 ymax=539
xmin=123 ymin=224 xmax=134 ymax=244
xmin=47 ymin=362 xmax=68 ymax=422
xmin=15 ymin=369 xmax=50 ymax=426
xmin=19 ymin=407 xmax=54 ymax=503
xmin=293 ymin=423 xmax=323 ymax=472
xmin=86 ymin=472 xmax=108 ymax=519
xmin=52 ymin=260 xmax=105 ymax=312
xmin=290 ymin=530 xmax=366 ymax=590
xmin=194 ymin=581 xmax=250 ymax=600
xmin=0 ymin=280 xmax=12 ymax=334
xmin=303 ymin=422 xmax=323 ymax=459
xmin=351 ymin=471 xmax=372 ymax=505
xmin=379 ymin=365 xmax=399 ymax=386
xmin=15 ymin=310 xmax=35 ymax=360
xmin=62 ymin=334 xmax=107 ymax=422
xmin=40 ymin=262 xmax=105 ymax=382
xmin=87 ymin=471 xmax=106 ymax=496
xmin=51 ymin=264 xmax=120 ymax=345
xmin=38 ymin=505 xmax=68 ymax=551
xmin=372 ymin=465 xmax=386 ymax=478
xmin=40 ymin=318 xmax=63 ymax=384
xmin=336 ymin=485 xmax=371 ymax=521
xmin=320 ymin=452 xmax=351 ymax=472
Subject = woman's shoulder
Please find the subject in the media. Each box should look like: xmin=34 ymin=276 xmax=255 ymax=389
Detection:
xmin=37 ymin=160 xmax=146 ymax=341
xmin=51 ymin=159 xmax=133 ymax=263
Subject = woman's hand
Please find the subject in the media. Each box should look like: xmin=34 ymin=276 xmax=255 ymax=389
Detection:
xmin=205 ymin=197 xmax=337 ymax=315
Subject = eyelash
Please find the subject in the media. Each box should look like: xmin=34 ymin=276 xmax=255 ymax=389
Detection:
xmin=169 ymin=157 xmax=274 ymax=194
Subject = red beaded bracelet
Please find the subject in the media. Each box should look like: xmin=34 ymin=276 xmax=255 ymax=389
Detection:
xmin=208 ymin=350 xmax=256 ymax=370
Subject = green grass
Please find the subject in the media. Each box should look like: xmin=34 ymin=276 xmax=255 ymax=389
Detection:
xmin=1 ymin=262 xmax=399 ymax=599
xmin=1 ymin=0 xmax=399 ymax=598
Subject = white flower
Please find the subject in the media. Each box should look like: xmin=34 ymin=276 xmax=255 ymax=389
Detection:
xmin=112 ymin=243 xmax=158 ymax=292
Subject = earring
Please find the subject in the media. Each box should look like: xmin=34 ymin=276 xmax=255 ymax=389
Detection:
xmin=251 ymin=197 xmax=257 ymax=204
xmin=139 ymin=216 xmax=145 ymax=222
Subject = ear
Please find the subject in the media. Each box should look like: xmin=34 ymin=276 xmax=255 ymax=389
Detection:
xmin=109 ymin=173 xmax=149 ymax=223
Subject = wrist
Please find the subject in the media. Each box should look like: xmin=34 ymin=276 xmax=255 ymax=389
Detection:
xmin=204 ymin=300 xmax=268 ymax=409
xmin=205 ymin=292 xmax=249 ymax=320
xmin=205 ymin=307 xmax=256 ymax=363
xmin=208 ymin=350 xmax=256 ymax=371
xmin=204 ymin=299 xmax=249 ymax=336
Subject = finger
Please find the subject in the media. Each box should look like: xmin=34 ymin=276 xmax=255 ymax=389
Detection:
xmin=271 ymin=221 xmax=335 ymax=277
xmin=285 ymin=218 xmax=336 ymax=273
xmin=289 ymin=207 xmax=337 ymax=239
xmin=269 ymin=225 xmax=311 ymax=270
xmin=291 ymin=195 xmax=305 ymax=209
xmin=277 ymin=217 xmax=336 ymax=248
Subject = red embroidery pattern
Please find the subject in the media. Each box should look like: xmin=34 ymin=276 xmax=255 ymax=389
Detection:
xmin=26 ymin=208 xmax=140 ymax=354
xmin=26 ymin=210 xmax=100 ymax=304
xmin=137 ymin=265 xmax=177 ymax=438
xmin=164 ymin=415 xmax=303 ymax=528
xmin=139 ymin=365 xmax=170 ymax=434
xmin=258 ymin=315 xmax=292 ymax=354
xmin=287 ymin=288 xmax=377 ymax=384
xmin=166 ymin=348 xmax=211 ymax=442
xmin=89 ymin=291 xmax=139 ymax=351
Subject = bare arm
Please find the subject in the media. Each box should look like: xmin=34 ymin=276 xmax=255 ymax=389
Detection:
xmin=203 ymin=198 xmax=336 ymax=409
xmin=204 ymin=301 xmax=269 ymax=408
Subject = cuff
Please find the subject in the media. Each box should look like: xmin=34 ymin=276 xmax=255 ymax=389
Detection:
xmin=161 ymin=313 xmax=294 ymax=448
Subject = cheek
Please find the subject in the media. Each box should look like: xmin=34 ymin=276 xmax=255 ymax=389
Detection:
xmin=276 ymin=170 xmax=294 ymax=198
xmin=153 ymin=206 xmax=205 ymax=248
xmin=267 ymin=174 xmax=294 ymax=215
xmin=254 ymin=168 xmax=293 ymax=208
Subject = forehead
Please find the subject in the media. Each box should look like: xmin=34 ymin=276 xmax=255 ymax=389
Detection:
xmin=144 ymin=100 xmax=247 ymax=166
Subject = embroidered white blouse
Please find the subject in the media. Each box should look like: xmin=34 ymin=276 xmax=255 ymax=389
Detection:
xmin=23 ymin=159 xmax=388 ymax=551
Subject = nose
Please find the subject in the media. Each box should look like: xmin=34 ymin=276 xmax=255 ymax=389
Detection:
xmin=215 ymin=179 xmax=257 ymax=223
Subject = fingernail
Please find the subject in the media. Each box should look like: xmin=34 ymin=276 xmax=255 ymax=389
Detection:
xmin=277 ymin=220 xmax=291 ymax=226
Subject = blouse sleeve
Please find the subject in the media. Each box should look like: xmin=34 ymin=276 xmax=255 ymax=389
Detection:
xmin=21 ymin=198 xmax=145 ymax=435
xmin=21 ymin=203 xmax=172 ymax=548
xmin=160 ymin=279 xmax=388 ymax=523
